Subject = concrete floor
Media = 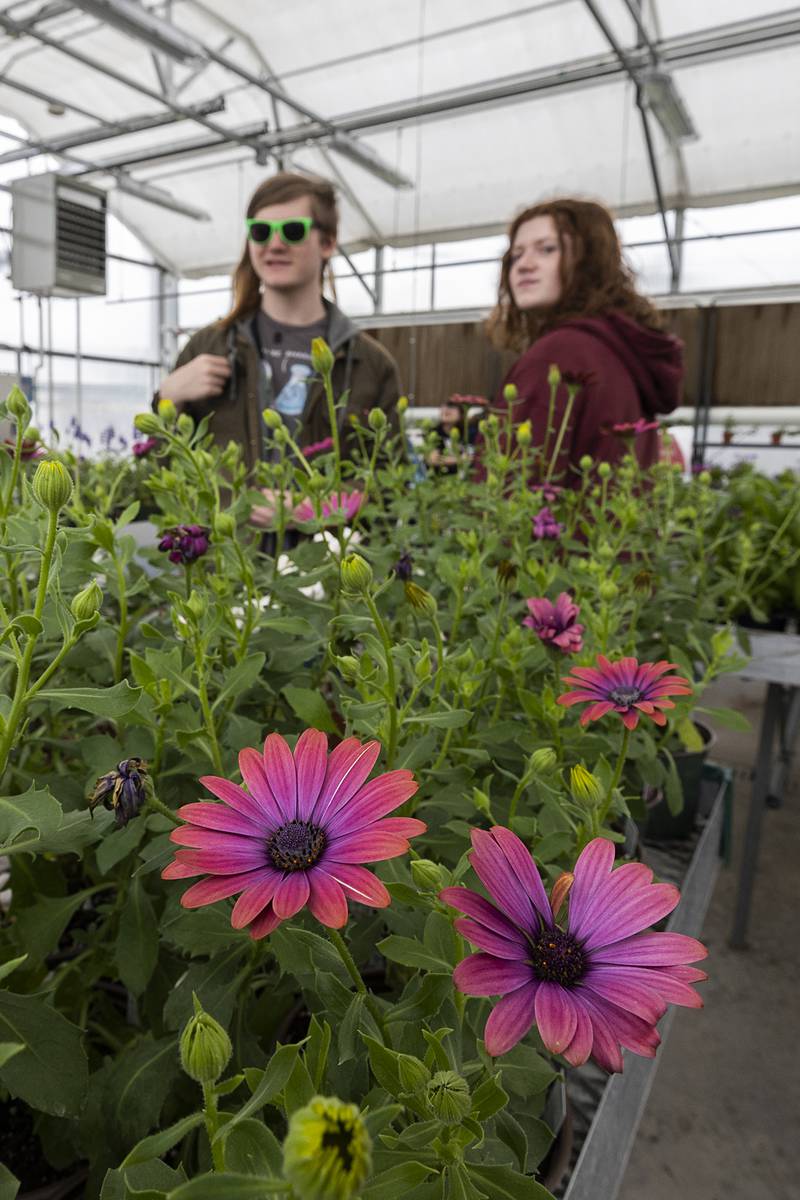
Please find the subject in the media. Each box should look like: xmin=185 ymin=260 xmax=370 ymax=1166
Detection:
xmin=619 ymin=676 xmax=800 ymax=1200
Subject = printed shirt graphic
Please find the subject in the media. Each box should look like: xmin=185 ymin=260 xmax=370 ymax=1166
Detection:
xmin=256 ymin=310 xmax=328 ymax=441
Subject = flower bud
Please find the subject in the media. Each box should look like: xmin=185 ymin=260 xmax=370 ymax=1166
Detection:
xmin=411 ymin=858 xmax=448 ymax=893
xmin=176 ymin=412 xmax=194 ymax=437
xmin=283 ymin=1096 xmax=372 ymax=1200
xmin=262 ymin=408 xmax=284 ymax=430
xmin=503 ymin=382 xmax=518 ymax=404
xmin=548 ymin=363 xmax=562 ymax=387
xmin=530 ymin=746 xmax=557 ymax=774
xmin=133 ymin=412 xmax=161 ymax=435
xmin=597 ymin=541 xmax=615 ymax=562
xmin=597 ymin=461 xmax=612 ymax=479
xmin=340 ymin=553 xmax=373 ymax=595
xmin=397 ymin=395 xmax=409 ymax=414
xmin=486 ymin=413 xmax=500 ymax=432
xmin=179 ymin=994 xmax=232 ymax=1085
xmin=310 ymin=337 xmax=335 ymax=375
xmin=335 ymin=654 xmax=359 ymax=680
xmin=598 ymin=579 xmax=618 ymax=600
xmin=71 ymin=579 xmax=102 ymax=622
xmin=274 ymin=426 xmax=290 ymax=446
xmin=404 ymin=581 xmax=437 ymax=617
xmin=698 ymin=470 xmax=711 ymax=486
xmin=579 ymin=454 xmax=593 ymax=471
xmin=471 ymin=788 xmax=492 ymax=817
xmin=186 ymin=590 xmax=206 ymax=621
xmin=213 ymin=512 xmax=235 ymax=538
xmin=157 ymin=397 xmax=176 ymax=422
xmin=6 ymin=384 xmax=31 ymax=428
xmin=32 ymin=459 xmax=73 ymax=513
xmin=570 ymin=764 xmax=604 ymax=807
xmin=368 ymin=407 xmax=387 ymax=432
xmin=516 ymin=420 xmax=532 ymax=447
xmin=426 ymin=1070 xmax=471 ymax=1124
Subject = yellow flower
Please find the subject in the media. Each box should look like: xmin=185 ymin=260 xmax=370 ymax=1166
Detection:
xmin=283 ymin=1095 xmax=372 ymax=1200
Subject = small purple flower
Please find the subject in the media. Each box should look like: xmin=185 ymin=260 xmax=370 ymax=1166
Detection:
xmin=100 ymin=425 xmax=115 ymax=450
xmin=159 ymin=524 xmax=211 ymax=565
xmin=532 ymin=507 xmax=564 ymax=540
xmin=394 ymin=551 xmax=414 ymax=582
xmin=132 ymin=436 xmax=159 ymax=459
xmin=523 ymin=592 xmax=584 ymax=653
xmin=531 ymin=483 xmax=563 ymax=504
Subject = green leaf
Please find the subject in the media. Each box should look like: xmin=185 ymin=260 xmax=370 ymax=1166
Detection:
xmin=282 ymin=1054 xmax=315 ymax=1115
xmin=449 ymin=1163 xmax=487 ymax=1200
xmin=15 ymin=885 xmax=103 ymax=962
xmin=694 ymin=705 xmax=751 ymax=733
xmin=466 ymin=1163 xmax=553 ymax=1199
xmin=471 ymin=1073 xmax=509 ymax=1121
xmin=11 ymin=614 xmax=43 ymax=637
xmin=0 ymin=990 xmax=88 ymax=1117
xmin=163 ymin=946 xmax=250 ymax=1030
xmin=223 ymin=1119 xmax=283 ymax=1177
xmin=495 ymin=1110 xmax=528 ymax=1172
xmin=362 ymin=1162 xmax=439 ymax=1199
xmin=161 ymin=905 xmax=250 ymax=957
xmin=0 ymin=955 xmax=27 ymax=984
xmin=0 ymin=784 xmax=62 ymax=852
xmin=261 ymin=616 xmax=315 ymax=636
xmin=385 ymin=974 xmax=451 ymax=1026
xmin=212 ymin=653 xmax=266 ymax=712
xmin=116 ymin=877 xmax=159 ymax=996
xmin=215 ymin=1042 xmax=302 ymax=1142
xmin=404 ymin=710 xmax=472 ymax=729
xmin=0 ymin=1043 xmax=24 ymax=1070
xmin=164 ymin=1175 xmax=290 ymax=1198
xmin=122 ymin=1112 xmax=206 ymax=1166
xmin=96 ymin=817 xmax=147 ymax=875
xmin=305 ymin=1016 xmax=332 ymax=1091
xmin=106 ymin=1035 xmax=180 ymax=1143
xmin=663 ymin=750 xmax=684 ymax=817
xmin=377 ymin=935 xmax=450 ymax=973
xmin=34 ymin=680 xmax=142 ymax=717
xmin=116 ymin=501 xmax=141 ymax=528
xmin=281 ymin=685 xmax=337 ymax=734
xmin=105 ymin=1158 xmax=187 ymax=1199
xmin=0 ymin=1162 xmax=20 ymax=1200
xmin=675 ymin=716 xmax=704 ymax=752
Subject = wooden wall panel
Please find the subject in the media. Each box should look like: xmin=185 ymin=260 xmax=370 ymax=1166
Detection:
xmin=713 ymin=305 xmax=800 ymax=408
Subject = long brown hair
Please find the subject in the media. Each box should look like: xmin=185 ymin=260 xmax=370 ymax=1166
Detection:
xmin=486 ymin=197 xmax=663 ymax=352
xmin=220 ymin=172 xmax=339 ymax=330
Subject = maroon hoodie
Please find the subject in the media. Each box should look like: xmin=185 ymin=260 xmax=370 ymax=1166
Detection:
xmin=492 ymin=311 xmax=684 ymax=486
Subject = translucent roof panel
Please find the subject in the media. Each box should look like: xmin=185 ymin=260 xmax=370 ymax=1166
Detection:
xmin=0 ymin=0 xmax=798 ymax=277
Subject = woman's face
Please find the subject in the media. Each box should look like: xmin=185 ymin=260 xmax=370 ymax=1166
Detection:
xmin=508 ymin=215 xmax=565 ymax=311
xmin=247 ymin=194 xmax=335 ymax=294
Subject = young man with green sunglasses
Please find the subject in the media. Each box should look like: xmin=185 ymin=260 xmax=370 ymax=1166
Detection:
xmin=156 ymin=172 xmax=402 ymax=525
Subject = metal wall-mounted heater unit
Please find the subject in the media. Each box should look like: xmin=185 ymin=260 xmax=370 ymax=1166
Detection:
xmin=11 ymin=174 xmax=107 ymax=296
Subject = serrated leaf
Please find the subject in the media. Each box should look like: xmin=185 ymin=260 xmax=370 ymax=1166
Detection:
xmin=163 ymin=1174 xmax=290 ymax=1198
xmin=106 ymin=1035 xmax=180 ymax=1144
xmin=15 ymin=884 xmax=103 ymax=962
xmin=0 ymin=990 xmax=88 ymax=1117
xmin=0 ymin=785 xmax=62 ymax=852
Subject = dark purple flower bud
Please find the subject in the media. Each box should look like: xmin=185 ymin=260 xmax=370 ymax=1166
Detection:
xmin=132 ymin=436 xmax=159 ymax=458
xmin=394 ymin=551 xmax=414 ymax=582
xmin=532 ymin=507 xmax=564 ymax=540
xmin=159 ymin=524 xmax=211 ymax=565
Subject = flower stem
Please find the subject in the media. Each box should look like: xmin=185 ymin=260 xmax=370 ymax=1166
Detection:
xmin=147 ymin=790 xmax=181 ymax=826
xmin=598 ymin=725 xmax=631 ymax=826
xmin=113 ymin=550 xmax=129 ymax=683
xmin=328 ymin=927 xmax=392 ymax=1047
xmin=545 ymin=386 xmax=578 ymax=483
xmin=321 ymin=366 xmax=342 ymax=496
xmin=194 ymin=642 xmax=224 ymax=775
xmin=202 ymin=1082 xmax=226 ymax=1172
xmin=365 ymin=593 xmax=398 ymax=770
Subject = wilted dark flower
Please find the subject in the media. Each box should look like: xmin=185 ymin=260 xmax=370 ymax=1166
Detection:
xmin=89 ymin=758 xmax=150 ymax=826
xmin=132 ymin=436 xmax=159 ymax=458
xmin=532 ymin=507 xmax=564 ymax=540
xmin=496 ymin=559 xmax=517 ymax=588
xmin=394 ymin=551 xmax=414 ymax=581
xmin=158 ymin=524 xmax=211 ymax=565
xmin=404 ymin=581 xmax=437 ymax=617
xmin=632 ymin=569 xmax=656 ymax=596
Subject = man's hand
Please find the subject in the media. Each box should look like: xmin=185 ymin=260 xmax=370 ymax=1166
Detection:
xmin=158 ymin=355 xmax=231 ymax=404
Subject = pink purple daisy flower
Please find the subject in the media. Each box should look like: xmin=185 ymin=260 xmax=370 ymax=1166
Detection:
xmin=294 ymin=489 xmax=365 ymax=524
xmin=610 ymin=418 xmax=660 ymax=437
xmin=441 ymin=828 xmax=707 ymax=1071
xmin=557 ymin=655 xmax=693 ymax=730
xmin=303 ymin=437 xmax=335 ymax=458
xmin=523 ymin=592 xmax=584 ymax=653
xmin=532 ymin=506 xmax=564 ymax=540
xmin=162 ymin=730 xmax=424 ymax=939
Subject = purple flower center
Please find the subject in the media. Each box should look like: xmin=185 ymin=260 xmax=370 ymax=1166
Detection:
xmin=608 ymin=685 xmax=642 ymax=706
xmin=530 ymin=929 xmax=586 ymax=987
xmin=268 ymin=819 xmax=326 ymax=871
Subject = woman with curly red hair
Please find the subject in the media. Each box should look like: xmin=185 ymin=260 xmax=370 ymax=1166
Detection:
xmin=485 ymin=198 xmax=684 ymax=485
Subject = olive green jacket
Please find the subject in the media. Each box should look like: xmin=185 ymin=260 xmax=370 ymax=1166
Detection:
xmin=157 ymin=301 xmax=401 ymax=472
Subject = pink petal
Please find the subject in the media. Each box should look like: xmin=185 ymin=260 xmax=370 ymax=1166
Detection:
xmin=580 ymin=971 xmax=667 ymax=1024
xmin=307 ymin=871 xmax=349 ymax=928
xmin=263 ymin=734 xmax=297 ymax=820
xmin=248 ymin=907 xmax=283 ymax=940
xmin=320 ymin=863 xmax=390 ymax=908
xmin=469 ymin=828 xmax=545 ymax=934
xmin=230 ymin=871 xmax=282 ymax=928
xmin=578 ymin=996 xmax=624 ymax=1073
xmin=293 ymin=728 xmax=329 ymax=820
xmin=586 ymin=700 xmax=616 ymax=721
xmin=313 ymin=738 xmax=381 ymax=825
xmin=582 ymin=883 xmax=681 ymax=951
xmin=453 ymin=954 xmax=533 ymax=997
xmin=326 ymin=770 xmax=418 ymax=836
xmin=569 ymin=859 xmax=654 ymax=942
xmin=454 ymin=917 xmax=528 ymax=961
xmin=568 ymin=838 xmax=616 ymax=933
xmin=325 ymin=830 xmax=411 ymax=863
xmin=238 ymin=747 xmax=284 ymax=823
xmin=484 ymin=984 xmax=538 ymax=1056
xmin=620 ymin=708 xmax=641 ymax=730
xmin=562 ymin=1003 xmax=594 ymax=1067
xmin=597 ymin=965 xmax=705 ymax=1009
xmin=489 ymin=826 xmax=553 ymax=924
xmin=162 ymin=860 xmax=200 ymax=879
xmin=658 ymin=963 xmax=708 ymax=983
xmin=584 ymin=992 xmax=661 ymax=1060
xmin=589 ymin=931 xmax=708 ymax=967
xmin=534 ymin=982 xmax=578 ymax=1054
xmin=199 ymin=775 xmax=265 ymax=824
xmin=179 ymin=870 xmax=263 ymax=908
xmin=176 ymin=802 xmax=266 ymax=836
xmin=439 ymin=887 xmax=522 ymax=940
xmin=167 ymin=847 xmax=266 ymax=874
xmin=169 ymin=827 xmax=263 ymax=849
xmin=359 ymin=816 xmax=426 ymax=839
xmin=272 ymin=871 xmax=310 ymax=918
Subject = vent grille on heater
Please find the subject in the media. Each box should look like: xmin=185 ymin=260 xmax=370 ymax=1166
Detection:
xmin=56 ymin=196 xmax=106 ymax=280
xmin=11 ymin=175 xmax=107 ymax=297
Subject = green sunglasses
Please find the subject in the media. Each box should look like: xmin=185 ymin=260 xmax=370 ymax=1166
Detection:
xmin=246 ymin=216 xmax=315 ymax=245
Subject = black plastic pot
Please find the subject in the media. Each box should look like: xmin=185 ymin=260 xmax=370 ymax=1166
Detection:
xmin=642 ymin=721 xmax=716 ymax=840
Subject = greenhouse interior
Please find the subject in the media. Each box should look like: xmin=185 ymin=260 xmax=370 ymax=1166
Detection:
xmin=0 ymin=2 xmax=798 ymax=1198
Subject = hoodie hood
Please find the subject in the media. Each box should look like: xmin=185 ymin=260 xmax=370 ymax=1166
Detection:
xmin=564 ymin=311 xmax=684 ymax=416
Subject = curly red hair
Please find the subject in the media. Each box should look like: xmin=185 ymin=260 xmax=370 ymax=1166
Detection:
xmin=486 ymin=197 xmax=663 ymax=352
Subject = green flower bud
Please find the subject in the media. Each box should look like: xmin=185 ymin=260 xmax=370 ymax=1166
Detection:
xmin=486 ymin=413 xmax=500 ymax=432
xmin=179 ymin=995 xmax=232 ymax=1085
xmin=341 ymin=553 xmax=373 ymax=595
xmin=176 ymin=412 xmax=194 ymax=437
xmin=597 ymin=541 xmax=615 ymax=562
xmin=579 ymin=454 xmax=593 ymax=471
xmin=698 ymin=470 xmax=711 ymax=486
xmin=6 ymin=384 xmax=31 ymax=428
xmin=32 ymin=459 xmax=73 ymax=513
xmin=503 ymin=382 xmax=518 ymax=403
xmin=263 ymin=408 xmax=284 ymax=430
xmin=186 ymin=590 xmax=206 ymax=622
xmin=398 ymin=1054 xmax=431 ymax=1093
xmin=598 ymin=579 xmax=618 ymax=600
xmin=570 ymin=763 xmax=604 ymax=807
xmin=548 ymin=363 xmax=562 ymax=387
xmin=597 ymin=461 xmax=612 ymax=479
xmin=397 ymin=395 xmax=409 ymax=414
xmin=516 ymin=420 xmax=533 ymax=447
xmin=213 ymin=512 xmax=235 ymax=538
xmin=404 ymin=581 xmax=437 ymax=617
xmin=273 ymin=425 xmax=290 ymax=446
xmin=70 ymin=579 xmax=102 ymax=622
xmin=157 ymin=397 xmax=176 ymax=422
xmin=478 ymin=419 xmax=488 ymax=436
xmin=335 ymin=654 xmax=360 ymax=681
xmin=283 ymin=1095 xmax=372 ymax=1200
xmin=310 ymin=337 xmax=335 ymax=376
xmin=133 ymin=412 xmax=161 ymax=435
xmin=368 ymin=407 xmax=387 ymax=432
xmin=471 ymin=787 xmax=492 ymax=817
xmin=411 ymin=858 xmax=448 ymax=893
xmin=448 ymin=426 xmax=461 ymax=444
xmin=426 ymin=1070 xmax=471 ymax=1124
xmin=530 ymin=746 xmax=558 ymax=774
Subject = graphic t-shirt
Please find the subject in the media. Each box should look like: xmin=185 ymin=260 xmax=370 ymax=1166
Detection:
xmin=255 ymin=310 xmax=328 ymax=445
